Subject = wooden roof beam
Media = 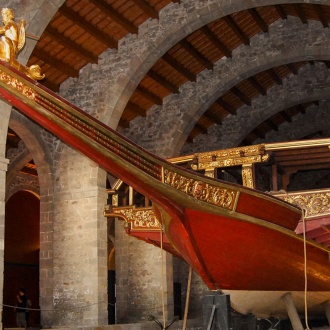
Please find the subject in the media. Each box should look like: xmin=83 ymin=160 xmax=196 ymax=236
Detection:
xmin=296 ymin=104 xmax=306 ymax=114
xmin=203 ymin=110 xmax=222 ymax=125
xmin=200 ymin=26 xmax=232 ymax=58
xmin=194 ymin=123 xmax=208 ymax=135
xmin=266 ymin=119 xmax=278 ymax=131
xmin=125 ymin=102 xmax=146 ymax=117
xmin=223 ymin=16 xmax=250 ymax=45
xmin=136 ymin=86 xmax=162 ymax=105
xmin=248 ymin=8 xmax=268 ymax=33
xmin=59 ymin=4 xmax=118 ymax=48
xmin=287 ymin=63 xmax=298 ymax=75
xmin=44 ymin=27 xmax=98 ymax=64
xmin=35 ymin=48 xmax=79 ymax=78
xmin=215 ymin=99 xmax=236 ymax=115
xmin=267 ymin=69 xmax=282 ymax=85
xmin=248 ymin=77 xmax=266 ymax=96
xmin=314 ymin=4 xmax=329 ymax=28
xmin=180 ymin=39 xmax=213 ymax=70
xmin=231 ymin=87 xmax=251 ymax=106
xmin=162 ymin=54 xmax=196 ymax=81
xmin=89 ymin=0 xmax=138 ymax=34
xmin=293 ymin=4 xmax=308 ymax=24
xmin=279 ymin=111 xmax=292 ymax=123
xmin=118 ymin=117 xmax=130 ymax=128
xmin=147 ymin=70 xmax=179 ymax=94
xmin=132 ymin=0 xmax=158 ymax=19
xmin=274 ymin=5 xmax=287 ymax=20
xmin=251 ymin=127 xmax=265 ymax=139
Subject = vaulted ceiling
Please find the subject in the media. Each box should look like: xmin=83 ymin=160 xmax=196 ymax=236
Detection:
xmin=6 ymin=1 xmax=330 ymax=174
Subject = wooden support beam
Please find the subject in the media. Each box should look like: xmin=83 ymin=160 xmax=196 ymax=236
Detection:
xmin=136 ymin=86 xmax=162 ymax=105
xmin=287 ymin=63 xmax=298 ymax=75
xmin=223 ymin=16 xmax=250 ymax=45
xmin=200 ymin=26 xmax=232 ymax=58
xmin=266 ymin=119 xmax=278 ymax=131
xmin=132 ymin=0 xmax=158 ymax=19
xmin=35 ymin=48 xmax=79 ymax=78
xmin=180 ymin=39 xmax=213 ymax=70
xmin=274 ymin=5 xmax=287 ymax=20
xmin=162 ymin=54 xmax=196 ymax=81
xmin=267 ymin=69 xmax=282 ymax=85
xmin=314 ymin=4 xmax=329 ymax=28
xmin=231 ymin=86 xmax=251 ymax=105
xmin=248 ymin=8 xmax=268 ymax=33
xmin=279 ymin=110 xmax=292 ymax=123
xmin=215 ymin=99 xmax=236 ymax=115
xmin=293 ymin=4 xmax=308 ymax=24
xmin=252 ymin=127 xmax=265 ymax=139
xmin=295 ymin=104 xmax=306 ymax=114
xmin=248 ymin=76 xmax=266 ymax=95
xmin=90 ymin=0 xmax=138 ymax=34
xmin=147 ymin=70 xmax=179 ymax=94
xmin=126 ymin=102 xmax=146 ymax=117
xmin=44 ymin=27 xmax=98 ymax=64
xmin=59 ymin=4 xmax=118 ymax=48
xmin=204 ymin=110 xmax=222 ymax=125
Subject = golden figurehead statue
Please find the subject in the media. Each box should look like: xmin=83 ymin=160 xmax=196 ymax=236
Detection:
xmin=0 ymin=8 xmax=44 ymax=80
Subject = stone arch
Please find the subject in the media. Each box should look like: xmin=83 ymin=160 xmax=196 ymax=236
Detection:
xmin=184 ymin=63 xmax=330 ymax=152
xmin=60 ymin=0 xmax=330 ymax=129
xmin=6 ymin=185 xmax=39 ymax=202
xmin=125 ymin=17 xmax=330 ymax=157
xmin=255 ymin=100 xmax=330 ymax=143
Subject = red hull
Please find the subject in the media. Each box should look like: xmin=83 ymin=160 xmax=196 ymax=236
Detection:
xmin=2 ymin=61 xmax=329 ymax=293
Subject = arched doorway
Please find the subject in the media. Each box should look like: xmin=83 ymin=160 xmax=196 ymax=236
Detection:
xmin=3 ymin=191 xmax=40 ymax=328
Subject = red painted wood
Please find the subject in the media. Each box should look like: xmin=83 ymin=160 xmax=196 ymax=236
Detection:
xmin=3 ymin=62 xmax=327 ymax=292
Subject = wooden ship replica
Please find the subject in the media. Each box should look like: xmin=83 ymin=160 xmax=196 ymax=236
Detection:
xmin=0 ymin=11 xmax=329 ymax=322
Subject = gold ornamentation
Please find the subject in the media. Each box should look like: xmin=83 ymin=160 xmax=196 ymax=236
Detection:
xmin=275 ymin=191 xmax=330 ymax=218
xmin=163 ymin=169 xmax=238 ymax=210
xmin=0 ymin=69 xmax=35 ymax=98
xmin=198 ymin=145 xmax=265 ymax=161
xmin=0 ymin=8 xmax=44 ymax=80
xmin=198 ymin=155 xmax=268 ymax=170
xmin=242 ymin=165 xmax=255 ymax=189
xmin=105 ymin=206 xmax=161 ymax=230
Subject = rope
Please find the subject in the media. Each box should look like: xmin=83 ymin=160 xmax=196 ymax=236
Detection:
xmin=160 ymin=223 xmax=166 ymax=329
xmin=182 ymin=266 xmax=192 ymax=330
xmin=302 ymin=210 xmax=310 ymax=330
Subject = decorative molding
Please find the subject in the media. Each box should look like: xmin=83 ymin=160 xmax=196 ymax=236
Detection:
xmin=275 ymin=190 xmax=330 ymax=218
xmin=163 ymin=169 xmax=238 ymax=210
xmin=104 ymin=206 xmax=161 ymax=230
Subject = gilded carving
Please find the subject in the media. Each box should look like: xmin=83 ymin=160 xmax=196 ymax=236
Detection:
xmin=198 ymin=145 xmax=264 ymax=161
xmin=106 ymin=206 xmax=161 ymax=230
xmin=198 ymin=154 xmax=269 ymax=170
xmin=0 ymin=69 xmax=35 ymax=99
xmin=0 ymin=8 xmax=44 ymax=80
xmin=276 ymin=191 xmax=330 ymax=218
xmin=242 ymin=165 xmax=254 ymax=189
xmin=163 ymin=169 xmax=238 ymax=210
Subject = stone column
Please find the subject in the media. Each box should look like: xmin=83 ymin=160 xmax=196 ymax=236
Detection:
xmin=322 ymin=300 xmax=330 ymax=325
xmin=51 ymin=150 xmax=108 ymax=327
xmin=0 ymin=157 xmax=9 ymax=324
xmin=0 ymin=100 xmax=11 ymax=325
xmin=282 ymin=293 xmax=303 ymax=330
xmin=115 ymin=220 xmax=174 ymax=324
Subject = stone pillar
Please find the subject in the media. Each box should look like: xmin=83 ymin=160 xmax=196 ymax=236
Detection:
xmin=51 ymin=150 xmax=108 ymax=327
xmin=0 ymin=157 xmax=9 ymax=324
xmin=322 ymin=300 xmax=330 ymax=325
xmin=282 ymin=293 xmax=304 ymax=330
xmin=0 ymin=100 xmax=11 ymax=325
xmin=115 ymin=220 xmax=174 ymax=324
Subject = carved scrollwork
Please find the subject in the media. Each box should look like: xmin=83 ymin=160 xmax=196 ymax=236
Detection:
xmin=0 ymin=70 xmax=35 ymax=99
xmin=108 ymin=207 xmax=161 ymax=230
xmin=163 ymin=169 xmax=238 ymax=210
xmin=279 ymin=192 xmax=330 ymax=218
